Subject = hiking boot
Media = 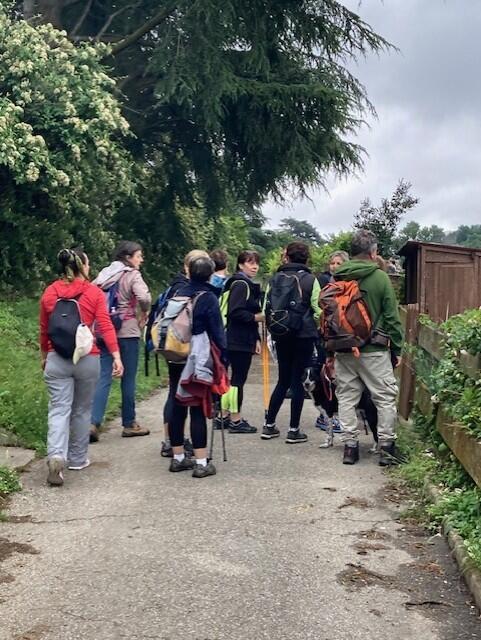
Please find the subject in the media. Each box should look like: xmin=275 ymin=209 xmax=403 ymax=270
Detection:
xmin=192 ymin=462 xmax=217 ymax=478
xmin=261 ymin=424 xmax=280 ymax=440
xmin=122 ymin=424 xmax=151 ymax=437
xmin=228 ymin=419 xmax=257 ymax=434
xmin=160 ymin=441 xmax=173 ymax=458
xmin=47 ymin=457 xmax=64 ymax=486
xmin=285 ymin=429 xmax=308 ymax=444
xmin=379 ymin=443 xmax=405 ymax=467
xmin=315 ymin=414 xmax=328 ymax=430
xmin=343 ymin=443 xmax=359 ymax=465
xmin=316 ymin=416 xmax=343 ymax=433
xmin=89 ymin=425 xmax=100 ymax=443
xmin=169 ymin=457 xmax=195 ymax=472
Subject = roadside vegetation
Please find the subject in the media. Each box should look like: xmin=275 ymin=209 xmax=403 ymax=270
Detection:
xmin=0 ymin=298 xmax=165 ymax=454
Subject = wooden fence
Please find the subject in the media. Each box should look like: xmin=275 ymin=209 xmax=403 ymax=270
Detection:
xmin=401 ymin=308 xmax=481 ymax=489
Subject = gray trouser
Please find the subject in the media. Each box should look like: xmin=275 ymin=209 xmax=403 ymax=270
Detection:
xmin=335 ymin=351 xmax=398 ymax=446
xmin=44 ymin=352 xmax=100 ymax=465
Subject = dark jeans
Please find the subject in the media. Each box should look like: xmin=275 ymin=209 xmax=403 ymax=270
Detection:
xmin=227 ymin=350 xmax=253 ymax=413
xmin=266 ymin=338 xmax=314 ymax=430
xmin=91 ymin=337 xmax=139 ymax=428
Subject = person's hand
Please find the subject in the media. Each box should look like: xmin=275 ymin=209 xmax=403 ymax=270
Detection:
xmin=255 ymin=312 xmax=265 ymax=323
xmin=138 ymin=311 xmax=148 ymax=330
xmin=112 ymin=354 xmax=124 ymax=378
xmin=255 ymin=340 xmax=262 ymax=355
xmin=394 ymin=356 xmax=402 ymax=369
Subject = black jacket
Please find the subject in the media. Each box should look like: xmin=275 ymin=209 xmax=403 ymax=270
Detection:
xmin=317 ymin=270 xmax=332 ymax=289
xmin=273 ymin=263 xmax=319 ymax=340
xmin=224 ymin=272 xmax=261 ymax=353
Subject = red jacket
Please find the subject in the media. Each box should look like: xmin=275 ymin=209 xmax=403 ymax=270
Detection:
xmin=40 ymin=278 xmax=119 ymax=356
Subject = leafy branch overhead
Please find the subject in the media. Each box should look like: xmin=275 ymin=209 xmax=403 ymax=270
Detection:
xmin=22 ymin=0 xmax=392 ymax=210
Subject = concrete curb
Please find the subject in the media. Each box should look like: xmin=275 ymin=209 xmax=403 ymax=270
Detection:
xmin=423 ymin=481 xmax=481 ymax=613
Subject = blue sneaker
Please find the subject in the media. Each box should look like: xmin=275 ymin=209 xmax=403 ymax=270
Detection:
xmin=315 ymin=414 xmax=328 ymax=430
xmin=316 ymin=416 xmax=343 ymax=434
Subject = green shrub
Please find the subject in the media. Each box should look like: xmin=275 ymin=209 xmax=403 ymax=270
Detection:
xmin=0 ymin=466 xmax=21 ymax=496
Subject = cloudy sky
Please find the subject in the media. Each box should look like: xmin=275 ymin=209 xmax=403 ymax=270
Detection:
xmin=263 ymin=0 xmax=481 ymax=236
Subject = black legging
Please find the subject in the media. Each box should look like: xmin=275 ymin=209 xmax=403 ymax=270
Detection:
xmin=227 ymin=350 xmax=253 ymax=413
xmin=170 ymin=403 xmax=207 ymax=449
xmin=163 ymin=362 xmax=184 ymax=424
xmin=267 ymin=338 xmax=314 ymax=430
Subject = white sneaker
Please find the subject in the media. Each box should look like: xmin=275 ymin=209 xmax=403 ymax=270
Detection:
xmin=67 ymin=459 xmax=91 ymax=471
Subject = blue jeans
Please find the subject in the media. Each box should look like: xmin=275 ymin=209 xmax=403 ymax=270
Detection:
xmin=90 ymin=337 xmax=140 ymax=428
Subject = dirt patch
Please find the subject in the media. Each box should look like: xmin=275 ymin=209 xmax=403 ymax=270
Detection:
xmin=13 ymin=623 xmax=51 ymax=640
xmin=357 ymin=527 xmax=391 ymax=541
xmin=338 ymin=496 xmax=372 ymax=510
xmin=337 ymin=562 xmax=395 ymax=591
xmin=354 ymin=541 xmax=389 ymax=554
xmin=0 ymin=572 xmax=15 ymax=584
xmin=0 ymin=537 xmax=39 ymax=563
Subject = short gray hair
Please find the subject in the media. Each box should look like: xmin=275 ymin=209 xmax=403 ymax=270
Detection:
xmin=350 ymin=230 xmax=378 ymax=257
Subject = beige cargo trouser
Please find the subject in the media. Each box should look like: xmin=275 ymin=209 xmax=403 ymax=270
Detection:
xmin=335 ymin=350 xmax=398 ymax=446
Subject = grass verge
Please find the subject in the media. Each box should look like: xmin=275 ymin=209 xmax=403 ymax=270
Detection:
xmin=0 ymin=298 xmax=166 ymax=454
xmin=394 ymin=411 xmax=481 ymax=571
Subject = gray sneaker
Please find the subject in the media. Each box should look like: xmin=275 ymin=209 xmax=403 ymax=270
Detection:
xmin=47 ymin=457 xmax=64 ymax=486
xmin=285 ymin=429 xmax=308 ymax=444
xmin=261 ymin=424 xmax=280 ymax=440
xmin=169 ymin=457 xmax=195 ymax=472
xmin=192 ymin=462 xmax=217 ymax=478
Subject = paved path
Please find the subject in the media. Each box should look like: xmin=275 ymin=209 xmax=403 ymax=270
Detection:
xmin=1 ymin=364 xmax=479 ymax=640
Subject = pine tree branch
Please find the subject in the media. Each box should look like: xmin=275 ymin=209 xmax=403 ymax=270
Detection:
xmin=111 ymin=2 xmax=178 ymax=56
xmin=96 ymin=2 xmax=142 ymax=40
xmin=71 ymin=0 xmax=94 ymax=36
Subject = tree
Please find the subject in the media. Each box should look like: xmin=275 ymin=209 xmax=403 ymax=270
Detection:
xmin=395 ymin=221 xmax=446 ymax=251
xmin=22 ymin=0 xmax=391 ymax=213
xmin=354 ymin=180 xmax=419 ymax=256
xmin=0 ymin=8 xmax=133 ymax=291
xmin=455 ymin=225 xmax=481 ymax=248
xmin=279 ymin=218 xmax=323 ymax=245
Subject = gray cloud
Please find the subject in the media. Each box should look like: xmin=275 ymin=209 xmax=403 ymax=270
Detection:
xmin=264 ymin=0 xmax=481 ymax=235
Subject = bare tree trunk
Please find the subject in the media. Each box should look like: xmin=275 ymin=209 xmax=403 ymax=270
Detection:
xmin=30 ymin=0 xmax=68 ymax=28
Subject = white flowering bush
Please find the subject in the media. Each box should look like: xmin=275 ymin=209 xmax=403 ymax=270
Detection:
xmin=0 ymin=10 xmax=134 ymax=290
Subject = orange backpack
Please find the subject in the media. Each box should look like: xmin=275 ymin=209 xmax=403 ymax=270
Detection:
xmin=319 ymin=280 xmax=372 ymax=356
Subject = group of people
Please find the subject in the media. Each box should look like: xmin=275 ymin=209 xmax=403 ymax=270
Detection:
xmin=39 ymin=229 xmax=404 ymax=486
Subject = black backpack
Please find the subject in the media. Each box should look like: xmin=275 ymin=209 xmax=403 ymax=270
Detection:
xmin=265 ymin=271 xmax=309 ymax=338
xmin=48 ymin=296 xmax=82 ymax=359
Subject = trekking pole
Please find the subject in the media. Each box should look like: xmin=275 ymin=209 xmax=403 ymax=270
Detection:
xmin=261 ymin=323 xmax=270 ymax=424
xmin=209 ymin=405 xmax=216 ymax=460
xmin=218 ymin=397 xmax=227 ymax=462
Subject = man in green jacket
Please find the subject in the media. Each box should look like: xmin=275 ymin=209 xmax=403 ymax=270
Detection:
xmin=333 ymin=229 xmax=404 ymax=466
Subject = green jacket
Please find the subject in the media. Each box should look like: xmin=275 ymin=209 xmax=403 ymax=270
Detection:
xmin=334 ymin=259 xmax=404 ymax=356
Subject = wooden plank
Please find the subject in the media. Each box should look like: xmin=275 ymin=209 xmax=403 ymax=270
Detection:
xmin=415 ymin=381 xmax=436 ymax=420
xmin=437 ymin=409 xmax=481 ymax=489
xmin=418 ymin=324 xmax=444 ymax=361
xmin=459 ymin=352 xmax=481 ymax=379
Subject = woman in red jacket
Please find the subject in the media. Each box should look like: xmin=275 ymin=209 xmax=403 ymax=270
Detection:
xmin=40 ymin=249 xmax=123 ymax=486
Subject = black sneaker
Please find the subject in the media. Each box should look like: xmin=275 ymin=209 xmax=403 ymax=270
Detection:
xmin=228 ymin=419 xmax=257 ymax=434
xmin=161 ymin=441 xmax=173 ymax=458
xmin=169 ymin=457 xmax=195 ymax=472
xmin=285 ymin=429 xmax=308 ymax=444
xmin=261 ymin=424 xmax=280 ymax=440
xmin=343 ymin=443 xmax=360 ymax=465
xmin=379 ymin=443 xmax=405 ymax=467
xmin=192 ymin=462 xmax=217 ymax=478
